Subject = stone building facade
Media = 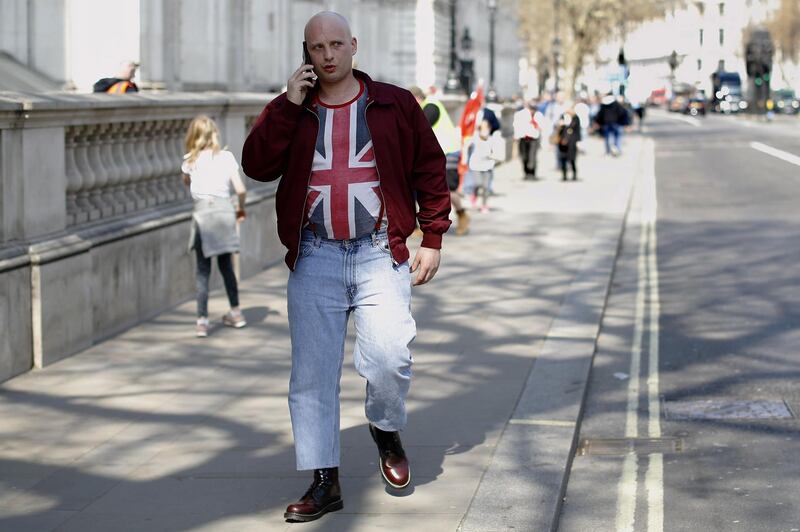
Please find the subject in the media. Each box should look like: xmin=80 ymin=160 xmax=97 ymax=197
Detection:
xmin=1 ymin=0 xmax=521 ymax=98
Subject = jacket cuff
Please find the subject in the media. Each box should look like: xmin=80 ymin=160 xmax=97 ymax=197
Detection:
xmin=420 ymin=232 xmax=442 ymax=249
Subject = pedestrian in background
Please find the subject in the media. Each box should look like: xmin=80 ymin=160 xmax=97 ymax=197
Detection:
xmin=181 ymin=115 xmax=247 ymax=338
xmin=594 ymin=92 xmax=627 ymax=156
xmin=513 ymin=98 xmax=542 ymax=180
xmin=573 ymin=95 xmax=591 ymax=150
xmin=93 ymin=60 xmax=140 ymax=93
xmin=465 ymin=119 xmax=504 ymax=212
xmin=632 ymin=99 xmax=646 ymax=132
xmin=242 ymin=11 xmax=451 ymax=523
xmin=554 ymin=109 xmax=581 ymax=181
xmin=410 ymin=85 xmax=470 ymax=235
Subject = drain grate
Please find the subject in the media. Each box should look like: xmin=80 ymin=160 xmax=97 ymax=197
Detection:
xmin=577 ymin=437 xmax=683 ymax=456
xmin=663 ymin=400 xmax=794 ymax=421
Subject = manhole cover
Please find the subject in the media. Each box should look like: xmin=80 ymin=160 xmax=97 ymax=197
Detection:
xmin=577 ymin=437 xmax=683 ymax=456
xmin=663 ymin=400 xmax=794 ymax=420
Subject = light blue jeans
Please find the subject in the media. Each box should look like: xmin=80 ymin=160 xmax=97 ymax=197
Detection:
xmin=287 ymin=229 xmax=416 ymax=470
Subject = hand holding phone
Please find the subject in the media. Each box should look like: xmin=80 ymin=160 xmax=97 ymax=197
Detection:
xmin=287 ymin=42 xmax=317 ymax=105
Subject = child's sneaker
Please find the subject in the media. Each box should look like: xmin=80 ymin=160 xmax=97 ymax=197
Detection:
xmin=222 ymin=309 xmax=247 ymax=328
xmin=196 ymin=317 xmax=209 ymax=338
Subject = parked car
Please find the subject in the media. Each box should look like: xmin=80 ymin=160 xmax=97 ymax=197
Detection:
xmin=773 ymin=89 xmax=800 ymax=115
xmin=669 ymin=95 xmax=688 ymax=112
xmin=686 ymin=97 xmax=707 ymax=116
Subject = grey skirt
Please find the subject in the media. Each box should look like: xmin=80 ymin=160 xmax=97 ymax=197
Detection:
xmin=188 ymin=197 xmax=240 ymax=258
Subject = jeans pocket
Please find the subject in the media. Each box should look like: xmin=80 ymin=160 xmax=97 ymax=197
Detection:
xmin=299 ymin=241 xmax=317 ymax=258
xmin=375 ymin=238 xmax=391 ymax=255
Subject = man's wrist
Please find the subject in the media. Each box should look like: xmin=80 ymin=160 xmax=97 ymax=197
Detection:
xmin=420 ymin=232 xmax=442 ymax=249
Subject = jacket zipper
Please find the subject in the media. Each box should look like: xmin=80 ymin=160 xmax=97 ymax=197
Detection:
xmin=364 ymin=99 xmax=398 ymax=265
xmin=293 ymin=106 xmax=321 ymax=270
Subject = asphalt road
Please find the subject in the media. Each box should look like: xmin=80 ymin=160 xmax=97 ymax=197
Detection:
xmin=558 ymin=110 xmax=800 ymax=531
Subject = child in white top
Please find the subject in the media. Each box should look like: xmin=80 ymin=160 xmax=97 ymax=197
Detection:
xmin=181 ymin=115 xmax=247 ymax=337
xmin=465 ymin=119 xmax=504 ymax=213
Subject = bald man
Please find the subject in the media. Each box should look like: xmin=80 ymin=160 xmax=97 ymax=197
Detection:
xmin=242 ymin=11 xmax=451 ymax=523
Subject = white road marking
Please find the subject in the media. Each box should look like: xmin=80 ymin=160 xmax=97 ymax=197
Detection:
xmin=615 ymin=139 xmax=663 ymax=532
xmin=616 ymin=453 xmax=639 ymax=532
xmin=658 ymin=113 xmax=702 ymax=128
xmin=750 ymin=141 xmax=800 ymax=167
xmin=646 ymin=454 xmax=664 ymax=531
xmin=508 ymin=419 xmax=575 ymax=427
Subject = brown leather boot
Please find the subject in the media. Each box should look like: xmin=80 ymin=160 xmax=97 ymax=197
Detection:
xmin=369 ymin=424 xmax=411 ymax=489
xmin=455 ymin=209 xmax=470 ymax=236
xmin=284 ymin=467 xmax=343 ymax=522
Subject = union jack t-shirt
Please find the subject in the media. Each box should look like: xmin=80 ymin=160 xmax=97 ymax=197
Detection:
xmin=305 ymin=82 xmax=385 ymax=240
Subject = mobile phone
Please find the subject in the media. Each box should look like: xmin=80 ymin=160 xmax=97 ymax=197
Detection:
xmin=302 ymin=41 xmax=317 ymax=86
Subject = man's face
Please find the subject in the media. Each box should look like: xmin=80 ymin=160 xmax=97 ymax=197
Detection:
xmin=304 ymin=18 xmax=357 ymax=84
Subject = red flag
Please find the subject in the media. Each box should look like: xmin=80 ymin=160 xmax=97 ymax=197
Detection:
xmin=459 ymin=84 xmax=485 ymax=140
xmin=457 ymin=83 xmax=485 ymax=187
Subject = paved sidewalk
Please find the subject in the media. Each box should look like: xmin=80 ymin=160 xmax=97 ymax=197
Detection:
xmin=0 ymin=134 xmax=646 ymax=532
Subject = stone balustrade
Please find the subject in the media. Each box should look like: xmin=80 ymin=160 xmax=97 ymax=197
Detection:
xmin=64 ymin=119 xmax=191 ymax=225
xmin=0 ymin=91 xmax=280 ymax=383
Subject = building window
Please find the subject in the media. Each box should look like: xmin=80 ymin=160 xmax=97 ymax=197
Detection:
xmin=719 ymin=29 xmax=724 ymax=45
xmin=719 ymin=3 xmax=724 ymax=15
xmin=698 ymin=59 xmax=703 ymax=70
xmin=700 ymin=29 xmax=704 ymax=46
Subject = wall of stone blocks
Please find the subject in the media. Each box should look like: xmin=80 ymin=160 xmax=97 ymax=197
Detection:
xmin=0 ymin=191 xmax=281 ymax=383
xmin=0 ymin=258 xmax=32 ymax=382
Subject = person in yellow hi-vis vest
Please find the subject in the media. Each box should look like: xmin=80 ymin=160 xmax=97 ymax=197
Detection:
xmin=410 ymin=86 xmax=470 ymax=235
xmin=93 ymin=61 xmax=140 ymax=94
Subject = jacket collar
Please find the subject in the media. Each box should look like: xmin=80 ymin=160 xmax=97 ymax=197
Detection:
xmin=303 ymin=69 xmax=390 ymax=109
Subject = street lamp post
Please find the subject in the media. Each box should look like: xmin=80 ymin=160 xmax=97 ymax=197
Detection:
xmin=444 ymin=0 xmax=461 ymax=93
xmin=459 ymin=27 xmax=474 ymax=95
xmin=487 ymin=0 xmax=498 ymax=101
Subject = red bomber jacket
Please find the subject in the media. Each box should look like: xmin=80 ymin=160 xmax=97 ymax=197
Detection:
xmin=241 ymin=70 xmax=451 ymax=270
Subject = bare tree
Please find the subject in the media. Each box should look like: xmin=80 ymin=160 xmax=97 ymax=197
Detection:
xmin=518 ymin=0 xmax=677 ymax=96
xmin=766 ymin=0 xmax=800 ymax=63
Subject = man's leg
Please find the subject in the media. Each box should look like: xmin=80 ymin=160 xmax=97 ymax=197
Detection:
xmin=519 ymin=138 xmax=530 ymax=176
xmin=603 ymin=125 xmax=612 ymax=154
xmin=287 ymin=239 xmax=350 ymax=471
xmin=351 ymin=239 xmax=415 ymax=430
xmin=284 ymin=237 xmax=347 ymax=522
xmin=351 ymin=235 xmax=416 ymax=488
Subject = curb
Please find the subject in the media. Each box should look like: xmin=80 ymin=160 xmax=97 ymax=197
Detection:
xmin=459 ymin=139 xmax=648 ymax=532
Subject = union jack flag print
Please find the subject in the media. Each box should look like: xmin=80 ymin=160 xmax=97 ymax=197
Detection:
xmin=305 ymin=90 xmax=383 ymax=240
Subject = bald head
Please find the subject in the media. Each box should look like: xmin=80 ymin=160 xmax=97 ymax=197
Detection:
xmin=304 ymin=11 xmax=352 ymax=42
xmin=302 ymin=11 xmax=357 ymax=86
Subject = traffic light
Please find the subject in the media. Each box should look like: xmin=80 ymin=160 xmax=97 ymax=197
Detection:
xmin=744 ymin=28 xmax=774 ymax=113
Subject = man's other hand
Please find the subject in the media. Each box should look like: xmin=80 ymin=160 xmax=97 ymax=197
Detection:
xmin=410 ymin=247 xmax=441 ymax=286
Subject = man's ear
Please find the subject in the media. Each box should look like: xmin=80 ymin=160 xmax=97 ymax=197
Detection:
xmin=351 ymin=37 xmax=358 ymax=55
